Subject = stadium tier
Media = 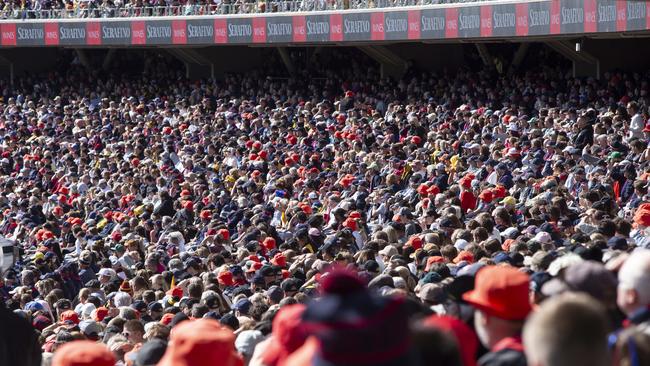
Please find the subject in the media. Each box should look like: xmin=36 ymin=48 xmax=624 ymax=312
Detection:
xmin=0 ymin=0 xmax=646 ymax=46
xmin=1 ymin=0 xmax=650 ymax=365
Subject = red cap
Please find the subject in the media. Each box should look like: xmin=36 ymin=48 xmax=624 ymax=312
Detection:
xmin=479 ymin=189 xmax=494 ymax=203
xmin=262 ymin=304 xmax=308 ymax=366
xmin=180 ymin=189 xmax=191 ymax=197
xmin=271 ymin=253 xmax=287 ymax=268
xmin=501 ymin=239 xmax=515 ymax=252
xmin=161 ymin=313 xmax=175 ymax=326
xmin=247 ymin=262 xmax=263 ymax=273
xmin=459 ymin=177 xmax=472 ymax=189
xmin=453 ymin=250 xmax=474 ymax=264
xmin=462 ymin=266 xmax=532 ymax=321
xmin=157 ymin=319 xmax=243 ymax=366
xmin=259 ymin=150 xmax=269 ymax=160
xmin=634 ymin=203 xmax=650 ymax=227
xmin=287 ymin=135 xmax=298 ymax=145
xmin=167 ymin=286 xmax=183 ymax=298
xmin=411 ymin=135 xmax=422 ymax=145
xmin=300 ymin=204 xmax=313 ymax=215
xmin=200 ymin=210 xmax=211 ymax=220
xmin=52 ymin=340 xmax=116 ymax=366
xmin=92 ymin=307 xmax=109 ymax=322
xmin=252 ymin=141 xmax=262 ymax=150
xmin=183 ymin=201 xmax=194 ymax=211
xmin=111 ymin=231 xmax=122 ymax=242
xmin=218 ymin=229 xmax=230 ymax=241
xmin=406 ymin=236 xmax=423 ymax=250
xmin=348 ymin=211 xmax=362 ymax=219
xmin=428 ymin=185 xmax=440 ymax=195
xmin=417 ymin=184 xmax=429 ymax=195
xmin=60 ymin=310 xmax=80 ymax=324
xmin=218 ymin=271 xmax=234 ymax=286
xmin=262 ymin=237 xmax=276 ymax=250
xmin=492 ymin=185 xmax=506 ymax=199
xmin=248 ymin=255 xmax=261 ymax=263
xmin=342 ymin=218 xmax=357 ymax=231
xmin=424 ymin=256 xmax=446 ymax=272
xmin=131 ymin=158 xmax=140 ymax=167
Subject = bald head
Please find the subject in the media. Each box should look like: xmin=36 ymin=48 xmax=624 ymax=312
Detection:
xmin=617 ymin=249 xmax=650 ymax=316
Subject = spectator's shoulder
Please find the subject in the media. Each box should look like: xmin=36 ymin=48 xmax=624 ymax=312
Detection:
xmin=478 ymin=349 xmax=527 ymax=366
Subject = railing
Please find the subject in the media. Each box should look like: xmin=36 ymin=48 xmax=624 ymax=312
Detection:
xmin=0 ymin=0 xmax=497 ymax=19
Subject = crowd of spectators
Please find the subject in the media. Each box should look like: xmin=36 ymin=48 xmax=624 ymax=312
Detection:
xmin=0 ymin=47 xmax=650 ymax=366
xmin=0 ymin=0 xmax=485 ymax=19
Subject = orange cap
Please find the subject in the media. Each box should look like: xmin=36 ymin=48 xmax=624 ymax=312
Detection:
xmin=462 ymin=266 xmax=532 ymax=321
xmin=52 ymin=340 xmax=115 ymax=366
xmin=157 ymin=319 xmax=243 ymax=366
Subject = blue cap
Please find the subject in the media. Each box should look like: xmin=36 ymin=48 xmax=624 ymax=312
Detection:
xmin=24 ymin=301 xmax=44 ymax=313
xmin=492 ymin=252 xmax=512 ymax=265
xmin=232 ymin=298 xmax=252 ymax=314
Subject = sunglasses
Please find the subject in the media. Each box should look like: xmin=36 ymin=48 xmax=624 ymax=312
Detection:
xmin=122 ymin=332 xmax=131 ymax=338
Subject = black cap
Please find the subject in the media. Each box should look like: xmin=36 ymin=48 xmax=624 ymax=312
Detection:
xmin=280 ymin=278 xmax=300 ymax=293
xmin=363 ymin=260 xmax=380 ymax=274
xmin=170 ymin=312 xmax=189 ymax=327
xmin=136 ymin=339 xmax=167 ymax=366
xmin=219 ymin=313 xmax=239 ymax=331
xmin=148 ymin=302 xmax=163 ymax=312
xmin=131 ymin=300 xmax=147 ymax=312
xmin=259 ymin=265 xmax=275 ymax=277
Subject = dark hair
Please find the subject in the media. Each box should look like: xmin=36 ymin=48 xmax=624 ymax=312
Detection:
xmin=411 ymin=322 xmax=463 ymax=366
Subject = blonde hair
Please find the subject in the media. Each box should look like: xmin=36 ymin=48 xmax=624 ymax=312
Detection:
xmin=523 ymin=293 xmax=609 ymax=366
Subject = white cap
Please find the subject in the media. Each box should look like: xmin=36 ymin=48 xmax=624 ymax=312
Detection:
xmin=533 ymin=231 xmax=552 ymax=244
xmin=98 ymin=268 xmax=116 ymax=278
xmin=454 ymin=239 xmax=469 ymax=251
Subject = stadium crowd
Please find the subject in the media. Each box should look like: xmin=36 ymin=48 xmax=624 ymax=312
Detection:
xmin=0 ymin=0 xmax=474 ymax=19
xmin=0 ymin=48 xmax=650 ymax=366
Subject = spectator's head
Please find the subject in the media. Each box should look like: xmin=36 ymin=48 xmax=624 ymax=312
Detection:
xmin=156 ymin=319 xmax=242 ymax=366
xmin=135 ymin=339 xmax=167 ymax=366
xmin=52 ymin=340 xmax=115 ymax=366
xmin=523 ymin=293 xmax=610 ymax=366
xmin=123 ymin=319 xmax=145 ymax=344
xmin=462 ymin=266 xmax=531 ymax=349
xmin=617 ymin=250 xmax=650 ymax=316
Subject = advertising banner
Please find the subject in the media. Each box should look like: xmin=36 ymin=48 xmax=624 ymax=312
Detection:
xmin=0 ymin=0 xmax=649 ymax=47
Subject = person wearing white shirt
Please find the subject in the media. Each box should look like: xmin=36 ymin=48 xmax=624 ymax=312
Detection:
xmin=628 ymin=101 xmax=644 ymax=139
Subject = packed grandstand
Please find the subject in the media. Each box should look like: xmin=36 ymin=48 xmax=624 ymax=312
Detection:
xmin=1 ymin=0 xmax=650 ymax=366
